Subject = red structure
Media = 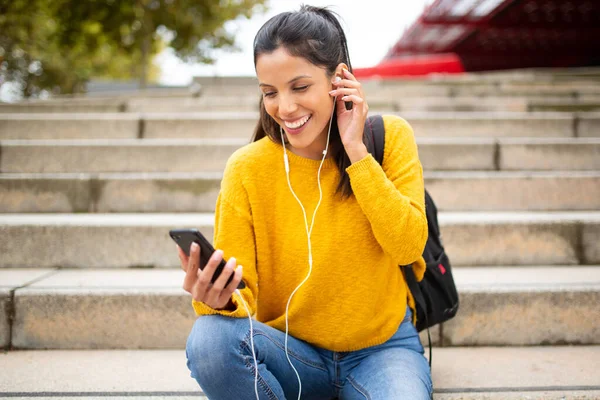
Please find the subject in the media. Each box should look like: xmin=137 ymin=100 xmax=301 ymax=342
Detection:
xmin=354 ymin=0 xmax=600 ymax=79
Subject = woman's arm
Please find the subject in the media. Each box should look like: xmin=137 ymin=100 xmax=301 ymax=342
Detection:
xmin=191 ymin=157 xmax=258 ymax=318
xmin=345 ymin=115 xmax=428 ymax=266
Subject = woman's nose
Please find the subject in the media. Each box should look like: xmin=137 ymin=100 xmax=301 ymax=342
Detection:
xmin=278 ymin=94 xmax=298 ymax=116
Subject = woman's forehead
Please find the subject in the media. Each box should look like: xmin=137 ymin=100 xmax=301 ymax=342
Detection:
xmin=256 ymin=48 xmax=327 ymax=86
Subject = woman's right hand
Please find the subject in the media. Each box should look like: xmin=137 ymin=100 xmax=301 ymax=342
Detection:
xmin=177 ymin=243 xmax=243 ymax=310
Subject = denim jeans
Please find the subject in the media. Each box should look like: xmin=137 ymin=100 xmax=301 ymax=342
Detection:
xmin=186 ymin=306 xmax=432 ymax=399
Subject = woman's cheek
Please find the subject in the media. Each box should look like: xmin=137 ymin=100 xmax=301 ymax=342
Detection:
xmin=264 ymin=99 xmax=278 ymax=120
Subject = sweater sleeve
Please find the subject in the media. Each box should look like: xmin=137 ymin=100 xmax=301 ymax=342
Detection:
xmin=191 ymin=155 xmax=258 ymax=318
xmin=345 ymin=115 xmax=428 ymax=270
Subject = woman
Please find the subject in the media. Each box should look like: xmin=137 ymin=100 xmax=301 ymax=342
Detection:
xmin=178 ymin=5 xmax=432 ymax=399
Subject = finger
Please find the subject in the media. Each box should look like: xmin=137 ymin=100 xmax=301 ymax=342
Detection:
xmin=332 ymin=78 xmax=361 ymax=89
xmin=334 ymin=91 xmax=349 ymax=117
xmin=211 ymin=257 xmax=236 ymax=292
xmin=340 ymin=69 xmax=365 ymax=100
xmin=342 ymin=68 xmax=358 ymax=81
xmin=177 ymin=245 xmax=189 ymax=272
xmin=221 ymin=265 xmax=243 ymax=302
xmin=204 ymin=257 xmax=235 ymax=306
xmin=340 ymin=94 xmax=365 ymax=105
xmin=330 ymin=87 xmax=360 ymax=97
xmin=195 ymin=249 xmax=223 ymax=295
xmin=182 ymin=243 xmax=200 ymax=292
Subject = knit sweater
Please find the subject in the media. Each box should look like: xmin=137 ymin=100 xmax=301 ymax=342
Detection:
xmin=191 ymin=114 xmax=428 ymax=352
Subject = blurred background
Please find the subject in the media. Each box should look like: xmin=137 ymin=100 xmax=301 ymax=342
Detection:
xmin=1 ymin=1 xmax=600 ymax=399
xmin=0 ymin=0 xmax=431 ymax=101
xmin=2 ymin=0 xmax=599 ymax=101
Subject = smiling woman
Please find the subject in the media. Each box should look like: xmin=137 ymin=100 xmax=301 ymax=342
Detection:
xmin=181 ymin=5 xmax=432 ymax=400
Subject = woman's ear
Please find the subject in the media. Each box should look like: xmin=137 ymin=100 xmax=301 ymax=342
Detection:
xmin=335 ymin=63 xmax=349 ymax=80
xmin=332 ymin=63 xmax=349 ymax=84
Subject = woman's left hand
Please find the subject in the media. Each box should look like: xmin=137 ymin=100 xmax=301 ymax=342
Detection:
xmin=329 ymin=68 xmax=369 ymax=152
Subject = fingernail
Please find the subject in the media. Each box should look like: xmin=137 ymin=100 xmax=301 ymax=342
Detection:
xmin=192 ymin=242 xmax=198 ymax=250
xmin=329 ymin=90 xmax=336 ymax=95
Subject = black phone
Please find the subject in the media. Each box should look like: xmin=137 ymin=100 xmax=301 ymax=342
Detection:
xmin=169 ymin=228 xmax=245 ymax=290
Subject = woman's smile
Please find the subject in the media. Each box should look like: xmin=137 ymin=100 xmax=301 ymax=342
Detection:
xmin=282 ymin=114 xmax=312 ymax=134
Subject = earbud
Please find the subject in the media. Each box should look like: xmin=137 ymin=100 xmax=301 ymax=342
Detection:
xmin=335 ymin=76 xmax=342 ymax=82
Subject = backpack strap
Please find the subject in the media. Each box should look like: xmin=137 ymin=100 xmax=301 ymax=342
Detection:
xmin=366 ymin=114 xmax=433 ymax=371
xmin=365 ymin=115 xmax=385 ymax=165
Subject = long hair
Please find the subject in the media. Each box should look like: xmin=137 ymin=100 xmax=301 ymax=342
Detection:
xmin=251 ymin=5 xmax=363 ymax=198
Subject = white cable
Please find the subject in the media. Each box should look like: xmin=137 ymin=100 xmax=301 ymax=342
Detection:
xmin=279 ymin=94 xmax=337 ymax=400
xmin=238 ymin=91 xmax=338 ymax=400
xmin=234 ymin=288 xmax=259 ymax=400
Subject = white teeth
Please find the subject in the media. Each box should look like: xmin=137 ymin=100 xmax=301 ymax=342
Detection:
xmin=284 ymin=115 xmax=311 ymax=129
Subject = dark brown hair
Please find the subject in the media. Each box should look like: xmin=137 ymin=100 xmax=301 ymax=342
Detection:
xmin=251 ymin=5 xmax=366 ymax=198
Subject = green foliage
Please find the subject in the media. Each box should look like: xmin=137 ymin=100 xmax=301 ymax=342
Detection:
xmin=0 ymin=0 xmax=266 ymax=98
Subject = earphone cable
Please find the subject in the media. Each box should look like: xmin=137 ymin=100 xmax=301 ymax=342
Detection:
xmin=279 ymin=94 xmax=337 ymax=400
xmin=235 ymin=288 xmax=260 ymax=400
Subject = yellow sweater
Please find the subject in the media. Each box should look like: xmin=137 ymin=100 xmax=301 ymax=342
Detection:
xmin=192 ymin=114 xmax=428 ymax=352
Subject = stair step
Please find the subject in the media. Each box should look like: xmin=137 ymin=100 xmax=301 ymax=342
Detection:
xmin=0 ymin=346 xmax=599 ymax=399
xmin=1 ymin=212 xmax=598 ymax=268
xmin=1 ymin=266 xmax=599 ymax=349
xmin=0 ymin=113 xmax=140 ymax=140
xmin=2 ymin=137 xmax=599 ymax=173
xmin=3 ymin=95 xmax=600 ymax=114
xmin=2 ymin=112 xmax=595 ymax=139
xmin=1 ymin=171 xmax=599 ymax=213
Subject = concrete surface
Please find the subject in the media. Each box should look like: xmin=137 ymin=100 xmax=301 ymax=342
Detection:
xmin=1 ymin=347 xmax=599 ymax=398
xmin=0 ymin=138 xmax=245 ymax=173
xmin=3 ymin=171 xmax=599 ymax=213
xmin=0 ymin=213 xmax=214 ymax=268
xmin=0 ymin=174 xmax=91 ymax=213
xmin=2 ymin=137 xmax=600 ymax=174
xmin=0 ymin=114 xmax=139 ymax=140
xmin=0 ymin=112 xmax=581 ymax=140
xmin=0 ymin=270 xmax=58 ymax=349
xmin=578 ymin=114 xmax=600 ymax=137
xmin=499 ymin=137 xmax=600 ymax=171
xmin=1 ymin=212 xmax=598 ymax=268
xmin=2 ymin=266 xmax=599 ymax=349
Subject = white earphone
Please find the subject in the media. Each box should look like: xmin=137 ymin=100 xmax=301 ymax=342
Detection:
xmin=237 ymin=75 xmax=341 ymax=400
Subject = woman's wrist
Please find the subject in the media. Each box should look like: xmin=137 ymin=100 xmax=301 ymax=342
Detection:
xmin=345 ymin=142 xmax=368 ymax=164
xmin=216 ymin=298 xmax=236 ymax=311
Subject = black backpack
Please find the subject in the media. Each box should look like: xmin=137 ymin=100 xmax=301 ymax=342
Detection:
xmin=364 ymin=115 xmax=460 ymax=367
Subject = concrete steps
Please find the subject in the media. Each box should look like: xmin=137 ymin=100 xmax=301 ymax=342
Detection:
xmin=2 ymin=347 xmax=600 ymax=399
xmin=1 ymin=266 xmax=599 ymax=349
xmin=1 ymin=69 xmax=598 ymax=396
xmin=3 ymin=95 xmax=600 ymax=114
xmin=2 ymin=112 xmax=598 ymax=139
xmin=1 ymin=171 xmax=599 ymax=213
xmin=2 ymin=137 xmax=600 ymax=173
xmin=0 ymin=212 xmax=598 ymax=269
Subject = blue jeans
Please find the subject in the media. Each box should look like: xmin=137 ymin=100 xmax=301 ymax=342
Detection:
xmin=186 ymin=306 xmax=432 ymax=399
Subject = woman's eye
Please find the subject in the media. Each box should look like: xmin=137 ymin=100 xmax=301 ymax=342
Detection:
xmin=262 ymin=86 xmax=307 ymax=98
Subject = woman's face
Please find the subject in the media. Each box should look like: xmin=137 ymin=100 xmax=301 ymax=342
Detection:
xmin=256 ymin=47 xmax=335 ymax=160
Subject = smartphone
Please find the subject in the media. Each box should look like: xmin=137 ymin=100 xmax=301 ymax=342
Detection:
xmin=169 ymin=228 xmax=245 ymax=290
